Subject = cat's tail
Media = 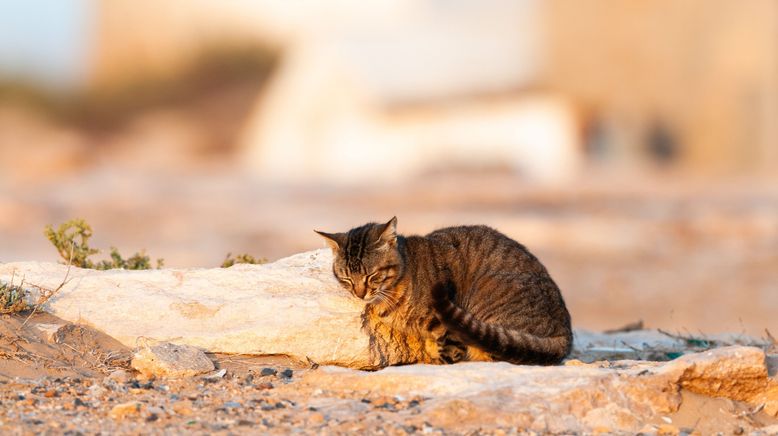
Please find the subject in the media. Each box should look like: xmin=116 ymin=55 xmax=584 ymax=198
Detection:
xmin=431 ymin=282 xmax=571 ymax=365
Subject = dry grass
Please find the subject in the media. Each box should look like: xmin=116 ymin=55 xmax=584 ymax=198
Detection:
xmin=220 ymin=253 xmax=267 ymax=268
xmin=0 ymin=279 xmax=29 ymax=314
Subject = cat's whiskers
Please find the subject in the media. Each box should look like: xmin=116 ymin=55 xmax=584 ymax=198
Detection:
xmin=374 ymin=286 xmax=400 ymax=312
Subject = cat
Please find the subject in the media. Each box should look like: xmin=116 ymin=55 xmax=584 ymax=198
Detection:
xmin=315 ymin=217 xmax=572 ymax=368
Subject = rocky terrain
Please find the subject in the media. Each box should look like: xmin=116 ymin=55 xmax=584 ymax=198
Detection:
xmin=1 ymin=251 xmax=777 ymax=434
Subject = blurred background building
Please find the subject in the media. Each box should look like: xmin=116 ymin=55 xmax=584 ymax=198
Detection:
xmin=3 ymin=0 xmax=775 ymax=181
xmin=0 ymin=0 xmax=776 ymax=335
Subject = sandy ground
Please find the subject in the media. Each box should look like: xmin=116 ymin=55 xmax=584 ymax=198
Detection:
xmin=0 ymin=313 xmax=776 ymax=435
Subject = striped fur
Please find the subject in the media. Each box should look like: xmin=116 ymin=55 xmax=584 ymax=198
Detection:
xmin=431 ymin=282 xmax=571 ymax=365
xmin=315 ymin=218 xmax=573 ymax=368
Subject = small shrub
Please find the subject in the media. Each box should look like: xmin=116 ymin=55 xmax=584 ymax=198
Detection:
xmin=94 ymin=248 xmax=164 ymax=270
xmin=0 ymin=281 xmax=29 ymax=314
xmin=221 ymin=253 xmax=267 ymax=268
xmin=44 ymin=219 xmax=163 ymax=270
xmin=43 ymin=219 xmax=99 ymax=269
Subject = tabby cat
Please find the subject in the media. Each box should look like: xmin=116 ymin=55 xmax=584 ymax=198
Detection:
xmin=315 ymin=217 xmax=572 ymax=368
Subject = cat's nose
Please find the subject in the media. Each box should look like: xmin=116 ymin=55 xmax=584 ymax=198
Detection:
xmin=354 ymin=284 xmax=367 ymax=299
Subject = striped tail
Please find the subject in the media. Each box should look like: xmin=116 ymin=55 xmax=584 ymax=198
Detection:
xmin=431 ymin=282 xmax=571 ymax=365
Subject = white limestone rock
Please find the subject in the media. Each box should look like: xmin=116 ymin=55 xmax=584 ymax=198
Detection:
xmin=131 ymin=342 xmax=215 ymax=379
xmin=0 ymin=249 xmax=370 ymax=367
xmin=301 ymin=346 xmax=778 ymax=432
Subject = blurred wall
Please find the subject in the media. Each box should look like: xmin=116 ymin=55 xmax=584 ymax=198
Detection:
xmin=89 ymin=0 xmax=422 ymax=87
xmin=234 ymin=0 xmax=583 ymax=183
xmin=4 ymin=1 xmax=776 ymax=179
xmin=544 ymin=0 xmax=778 ymax=173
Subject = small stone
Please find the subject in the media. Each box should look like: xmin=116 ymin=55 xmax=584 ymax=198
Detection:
xmin=131 ymin=342 xmax=215 ymax=379
xmin=308 ymin=412 xmax=326 ymax=424
xmin=87 ymin=385 xmax=107 ymax=398
xmin=260 ymin=368 xmax=277 ymax=377
xmin=73 ymin=398 xmax=88 ymax=408
xmin=279 ymin=368 xmax=294 ymax=378
xmin=224 ymin=401 xmax=241 ymax=409
xmin=255 ymin=382 xmax=274 ymax=390
xmin=35 ymin=323 xmax=66 ymax=342
xmin=147 ymin=406 xmax=165 ymax=415
xmin=44 ymin=389 xmax=58 ymax=398
xmin=128 ymin=380 xmax=154 ymax=390
xmin=172 ymin=401 xmax=194 ymax=416
xmin=656 ymin=423 xmax=679 ymax=435
xmin=105 ymin=369 xmax=131 ymax=384
xmin=110 ymin=401 xmax=144 ymax=420
xmin=202 ymin=368 xmax=227 ymax=382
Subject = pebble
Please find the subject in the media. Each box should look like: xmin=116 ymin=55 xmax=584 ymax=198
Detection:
xmin=109 ymin=401 xmax=145 ymax=420
xmin=87 ymin=385 xmax=107 ymax=398
xmin=260 ymin=368 xmax=277 ymax=377
xmin=308 ymin=412 xmax=326 ymax=425
xmin=105 ymin=369 xmax=131 ymax=384
xmin=255 ymin=382 xmax=274 ymax=390
xmin=279 ymin=369 xmax=294 ymax=379
xmin=172 ymin=401 xmax=194 ymax=416
xmin=224 ymin=401 xmax=241 ymax=409
xmin=656 ymin=423 xmax=680 ymax=435
xmin=131 ymin=342 xmax=215 ymax=379
xmin=147 ymin=406 xmax=165 ymax=415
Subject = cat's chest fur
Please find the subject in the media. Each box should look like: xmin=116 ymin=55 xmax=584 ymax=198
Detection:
xmin=360 ymin=282 xmax=444 ymax=367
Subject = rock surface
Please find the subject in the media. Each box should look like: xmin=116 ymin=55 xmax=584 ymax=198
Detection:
xmin=303 ymin=346 xmax=778 ymax=432
xmin=0 ymin=250 xmax=370 ymax=367
xmin=131 ymin=342 xmax=215 ymax=379
xmin=1 ymin=251 xmax=773 ymax=371
xmin=1 ymin=346 xmax=776 ymax=434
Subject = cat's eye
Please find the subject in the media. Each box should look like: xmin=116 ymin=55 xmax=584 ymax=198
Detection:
xmin=366 ymin=271 xmax=382 ymax=284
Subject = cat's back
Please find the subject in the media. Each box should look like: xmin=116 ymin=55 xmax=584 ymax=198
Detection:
xmin=422 ymin=224 xmax=547 ymax=276
xmin=425 ymin=224 xmax=532 ymax=256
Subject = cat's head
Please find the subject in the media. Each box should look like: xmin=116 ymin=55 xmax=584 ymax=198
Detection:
xmin=314 ymin=217 xmax=403 ymax=302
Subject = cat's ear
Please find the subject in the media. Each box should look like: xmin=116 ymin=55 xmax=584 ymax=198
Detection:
xmin=314 ymin=230 xmax=346 ymax=252
xmin=377 ymin=216 xmax=397 ymax=248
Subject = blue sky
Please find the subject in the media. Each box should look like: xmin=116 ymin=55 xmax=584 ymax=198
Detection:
xmin=0 ymin=0 xmax=92 ymax=89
